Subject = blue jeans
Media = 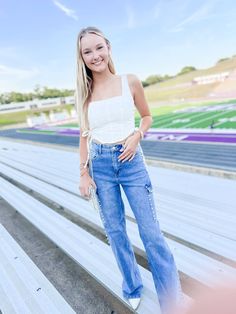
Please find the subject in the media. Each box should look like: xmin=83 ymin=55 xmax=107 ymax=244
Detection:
xmin=89 ymin=140 xmax=183 ymax=312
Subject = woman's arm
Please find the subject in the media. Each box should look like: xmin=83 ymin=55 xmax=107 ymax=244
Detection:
xmin=78 ymin=98 xmax=91 ymax=176
xmin=118 ymin=75 xmax=153 ymax=162
xmin=128 ymin=74 xmax=153 ymax=136
xmin=79 ymin=133 xmax=90 ymax=177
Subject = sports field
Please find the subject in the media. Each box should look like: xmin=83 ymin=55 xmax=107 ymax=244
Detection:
xmin=60 ymin=100 xmax=236 ymax=130
xmin=150 ymin=102 xmax=236 ymax=129
xmin=12 ymin=100 xmax=236 ymax=145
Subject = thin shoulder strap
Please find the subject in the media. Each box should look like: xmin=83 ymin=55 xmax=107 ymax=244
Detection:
xmin=122 ymin=74 xmax=133 ymax=99
xmin=121 ymin=74 xmax=130 ymax=97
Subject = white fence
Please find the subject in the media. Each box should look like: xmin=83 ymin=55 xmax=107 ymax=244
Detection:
xmin=0 ymin=96 xmax=75 ymax=114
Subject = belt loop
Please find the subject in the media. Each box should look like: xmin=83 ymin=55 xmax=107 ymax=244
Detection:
xmin=99 ymin=144 xmax=102 ymax=154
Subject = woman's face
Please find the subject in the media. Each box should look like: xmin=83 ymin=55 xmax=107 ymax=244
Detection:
xmin=80 ymin=33 xmax=110 ymax=73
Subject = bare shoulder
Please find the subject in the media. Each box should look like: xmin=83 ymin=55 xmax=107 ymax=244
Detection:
xmin=126 ymin=73 xmax=152 ymax=118
xmin=126 ymin=73 xmax=141 ymax=99
xmin=126 ymin=73 xmax=140 ymax=87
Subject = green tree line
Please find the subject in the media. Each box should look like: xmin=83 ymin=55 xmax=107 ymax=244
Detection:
xmin=0 ymin=85 xmax=74 ymax=104
xmin=1 ymin=54 xmax=235 ymax=104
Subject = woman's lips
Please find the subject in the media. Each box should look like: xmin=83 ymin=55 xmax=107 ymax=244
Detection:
xmin=93 ymin=60 xmax=103 ymax=65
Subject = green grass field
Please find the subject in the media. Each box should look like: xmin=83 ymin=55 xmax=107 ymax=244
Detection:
xmin=64 ymin=101 xmax=236 ymax=130
xmin=151 ymin=110 xmax=236 ymax=129
xmin=149 ymin=99 xmax=236 ymax=129
xmin=64 ymin=110 xmax=235 ymax=130
xmin=1 ymin=99 xmax=236 ymax=131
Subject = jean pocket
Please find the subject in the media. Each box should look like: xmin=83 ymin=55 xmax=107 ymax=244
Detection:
xmin=131 ymin=145 xmax=142 ymax=160
xmin=118 ymin=144 xmax=142 ymax=164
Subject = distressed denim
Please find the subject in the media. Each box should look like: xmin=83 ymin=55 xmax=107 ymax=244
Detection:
xmin=88 ymin=140 xmax=183 ymax=313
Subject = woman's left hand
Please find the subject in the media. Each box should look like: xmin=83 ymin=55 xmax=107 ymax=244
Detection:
xmin=118 ymin=133 xmax=141 ymax=162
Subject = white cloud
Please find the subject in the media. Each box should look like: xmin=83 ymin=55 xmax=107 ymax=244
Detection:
xmin=170 ymin=2 xmax=215 ymax=32
xmin=125 ymin=5 xmax=136 ymax=29
xmin=153 ymin=4 xmax=161 ymax=20
xmin=123 ymin=4 xmax=159 ymax=30
xmin=52 ymin=0 xmax=78 ymax=21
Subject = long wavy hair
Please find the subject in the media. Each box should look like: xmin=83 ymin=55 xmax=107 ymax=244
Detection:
xmin=75 ymin=26 xmax=116 ymax=132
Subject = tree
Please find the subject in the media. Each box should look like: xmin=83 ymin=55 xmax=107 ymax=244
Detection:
xmin=217 ymin=57 xmax=230 ymax=63
xmin=0 ymin=86 xmax=74 ymax=104
xmin=142 ymin=81 xmax=149 ymax=87
xmin=145 ymin=75 xmax=163 ymax=85
xmin=177 ymin=66 xmax=196 ymax=76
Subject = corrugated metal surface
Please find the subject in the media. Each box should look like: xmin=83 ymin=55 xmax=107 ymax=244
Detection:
xmin=0 ymin=224 xmax=75 ymax=314
xmin=0 ymin=178 xmax=162 ymax=313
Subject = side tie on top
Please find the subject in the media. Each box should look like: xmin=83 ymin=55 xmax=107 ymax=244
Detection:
xmin=81 ymin=129 xmax=93 ymax=169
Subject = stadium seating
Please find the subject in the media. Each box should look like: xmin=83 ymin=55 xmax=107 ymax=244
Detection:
xmin=0 ymin=223 xmax=76 ymax=313
xmin=0 ymin=139 xmax=235 ymax=313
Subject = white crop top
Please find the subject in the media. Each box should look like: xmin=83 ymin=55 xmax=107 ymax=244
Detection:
xmin=81 ymin=74 xmax=136 ymax=168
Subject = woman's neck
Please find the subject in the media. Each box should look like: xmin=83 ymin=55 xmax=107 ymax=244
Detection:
xmin=92 ymin=69 xmax=116 ymax=86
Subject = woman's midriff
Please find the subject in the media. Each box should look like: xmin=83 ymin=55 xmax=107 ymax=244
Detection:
xmin=92 ymin=131 xmax=135 ymax=145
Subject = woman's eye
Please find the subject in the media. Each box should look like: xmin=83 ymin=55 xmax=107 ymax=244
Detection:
xmin=84 ymin=47 xmax=102 ymax=54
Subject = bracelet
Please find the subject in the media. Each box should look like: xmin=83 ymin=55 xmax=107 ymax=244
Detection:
xmin=80 ymin=162 xmax=89 ymax=170
xmin=80 ymin=168 xmax=89 ymax=177
xmin=134 ymin=127 xmax=144 ymax=140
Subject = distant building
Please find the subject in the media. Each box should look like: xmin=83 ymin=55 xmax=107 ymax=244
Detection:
xmin=0 ymin=96 xmax=75 ymax=114
xmin=192 ymin=72 xmax=229 ymax=85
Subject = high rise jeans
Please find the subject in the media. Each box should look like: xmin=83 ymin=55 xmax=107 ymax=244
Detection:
xmin=88 ymin=140 xmax=183 ymax=313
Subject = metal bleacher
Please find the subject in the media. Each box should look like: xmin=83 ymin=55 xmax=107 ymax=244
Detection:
xmin=0 ymin=138 xmax=235 ymax=313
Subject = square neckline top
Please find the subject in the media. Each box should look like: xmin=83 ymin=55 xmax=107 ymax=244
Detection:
xmin=81 ymin=73 xmax=136 ymax=169
xmin=89 ymin=75 xmax=123 ymax=105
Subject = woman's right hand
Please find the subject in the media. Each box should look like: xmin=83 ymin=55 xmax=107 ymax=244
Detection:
xmin=79 ymin=172 xmax=97 ymax=199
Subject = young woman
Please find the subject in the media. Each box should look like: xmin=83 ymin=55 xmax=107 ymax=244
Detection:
xmin=76 ymin=26 xmax=183 ymax=313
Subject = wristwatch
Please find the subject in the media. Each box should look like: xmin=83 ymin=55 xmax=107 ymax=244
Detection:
xmin=134 ymin=127 xmax=144 ymax=140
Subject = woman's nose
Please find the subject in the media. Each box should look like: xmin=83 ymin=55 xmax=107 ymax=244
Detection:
xmin=92 ymin=52 xmax=100 ymax=60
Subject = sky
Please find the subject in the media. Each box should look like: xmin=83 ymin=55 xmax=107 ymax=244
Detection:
xmin=0 ymin=0 xmax=236 ymax=93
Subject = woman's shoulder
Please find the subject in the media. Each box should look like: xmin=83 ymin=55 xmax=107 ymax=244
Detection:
xmin=125 ymin=73 xmax=140 ymax=84
xmin=125 ymin=73 xmax=140 ymax=89
xmin=125 ymin=73 xmax=142 ymax=98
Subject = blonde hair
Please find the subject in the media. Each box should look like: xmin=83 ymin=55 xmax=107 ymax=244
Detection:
xmin=75 ymin=26 xmax=116 ymax=132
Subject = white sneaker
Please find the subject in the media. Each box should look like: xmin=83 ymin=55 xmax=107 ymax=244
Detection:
xmin=128 ymin=297 xmax=141 ymax=310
